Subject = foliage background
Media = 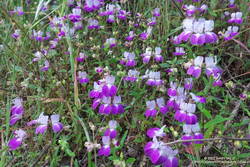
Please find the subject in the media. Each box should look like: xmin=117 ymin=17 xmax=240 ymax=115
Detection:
xmin=0 ymin=0 xmax=250 ymax=166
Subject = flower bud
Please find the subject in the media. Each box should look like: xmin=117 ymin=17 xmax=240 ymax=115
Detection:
xmin=234 ymin=141 xmax=242 ymax=148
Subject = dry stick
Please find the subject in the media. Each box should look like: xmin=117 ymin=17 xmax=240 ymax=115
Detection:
xmin=232 ymin=39 xmax=250 ymax=54
xmin=225 ymin=71 xmax=250 ymax=82
xmin=29 ymin=142 xmax=51 ymax=167
xmin=170 ymin=0 xmax=185 ymax=18
xmin=164 ymin=137 xmax=250 ymax=146
xmin=204 ymin=82 xmax=250 ymax=152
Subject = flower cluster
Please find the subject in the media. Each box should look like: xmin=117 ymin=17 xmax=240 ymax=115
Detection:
xmin=89 ymin=75 xmax=125 ymax=115
xmin=175 ymin=17 xmax=218 ymax=45
xmin=31 ymin=30 xmax=51 ymax=41
xmin=84 ymin=0 xmax=103 ymax=12
xmin=186 ymin=56 xmax=223 ymax=86
xmin=174 ymin=103 xmax=198 ymax=125
xmin=182 ymin=4 xmax=208 ymax=16
xmin=98 ymin=120 xmax=119 ymax=156
xmin=145 ymin=97 xmax=168 ymax=117
xmin=8 ymin=97 xmax=63 ymax=150
xmin=182 ymin=123 xmax=204 ymax=145
xmin=120 ymin=51 xmax=137 ymax=67
xmin=141 ymin=47 xmax=163 ymax=64
xmin=223 ymin=9 xmax=243 ymax=41
xmin=27 ymin=112 xmax=63 ymax=134
xmin=99 ymin=3 xmax=130 ymax=23
xmin=142 ymin=70 xmax=163 ymax=86
xmin=144 ymin=126 xmax=178 ymax=167
xmin=173 ymin=47 xmax=185 ymax=56
xmin=123 ymin=69 xmax=140 ymax=82
xmin=139 ymin=7 xmax=161 ymax=40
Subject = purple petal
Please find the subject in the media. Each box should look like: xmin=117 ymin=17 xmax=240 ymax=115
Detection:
xmin=146 ymin=128 xmax=160 ymax=138
xmin=35 ymin=125 xmax=48 ymax=134
xmin=8 ymin=137 xmax=22 ymax=150
xmin=52 ymin=122 xmax=63 ymax=133
xmin=193 ymin=133 xmax=204 ymax=144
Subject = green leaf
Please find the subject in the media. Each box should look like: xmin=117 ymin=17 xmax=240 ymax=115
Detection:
xmin=204 ymin=126 xmax=214 ymax=138
xmin=236 ymin=153 xmax=250 ymax=159
xmin=198 ymin=104 xmax=212 ymax=119
xmin=119 ymin=130 xmax=128 ymax=148
xmin=126 ymin=158 xmax=136 ymax=164
xmin=204 ymin=115 xmax=230 ymax=129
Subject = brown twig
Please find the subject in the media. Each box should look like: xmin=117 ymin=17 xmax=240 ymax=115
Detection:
xmin=170 ymin=0 xmax=185 ymax=18
xmin=225 ymin=71 xmax=250 ymax=82
xmin=164 ymin=137 xmax=250 ymax=146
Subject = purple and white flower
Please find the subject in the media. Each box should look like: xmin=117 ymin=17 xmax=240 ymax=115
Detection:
xmin=173 ymin=47 xmax=185 ymax=56
xmin=69 ymin=8 xmax=82 ymax=22
xmin=154 ymin=47 xmax=163 ymax=62
xmin=168 ymin=82 xmax=178 ymax=97
xmin=89 ymin=82 xmax=103 ymax=98
xmin=99 ymin=96 xmax=112 ymax=114
xmin=123 ymin=69 xmax=140 ymax=82
xmin=88 ymin=19 xmax=100 ymax=29
xmin=205 ymin=56 xmax=222 ymax=78
xmin=104 ymin=120 xmax=118 ymax=139
xmin=112 ymin=96 xmax=124 ymax=114
xmin=40 ymin=60 xmax=50 ymax=72
xmin=141 ymin=47 xmax=153 ymax=64
xmin=77 ymin=71 xmax=89 ymax=84
xmin=10 ymin=98 xmax=24 ymax=125
xmin=147 ymin=125 xmax=166 ymax=138
xmin=105 ymin=38 xmax=116 ymax=48
xmin=76 ymin=52 xmax=87 ymax=62
xmin=120 ymin=52 xmax=136 ymax=67
xmin=84 ymin=0 xmax=103 ymax=12
xmin=183 ymin=5 xmax=197 ymax=16
xmin=156 ymin=97 xmax=168 ymax=114
xmin=98 ymin=136 xmax=111 ymax=156
xmin=223 ymin=26 xmax=239 ymax=40
xmin=139 ymin=27 xmax=153 ymax=40
xmin=147 ymin=17 xmax=157 ymax=26
xmin=184 ymin=78 xmax=193 ymax=90
xmin=51 ymin=114 xmax=63 ymax=133
xmin=228 ymin=12 xmax=243 ymax=24
xmin=102 ymin=75 xmax=117 ymax=97
xmin=187 ymin=56 xmax=204 ymax=78
xmin=12 ymin=29 xmax=21 ymax=39
xmin=144 ymin=137 xmax=178 ymax=166
xmin=145 ymin=71 xmax=163 ymax=86
xmin=125 ymin=31 xmax=135 ymax=41
xmin=8 ymin=129 xmax=27 ymax=150
xmin=190 ymin=93 xmax=206 ymax=103
xmin=27 ymin=112 xmax=49 ymax=135
xmin=145 ymin=100 xmax=158 ymax=117
xmin=152 ymin=8 xmax=160 ymax=17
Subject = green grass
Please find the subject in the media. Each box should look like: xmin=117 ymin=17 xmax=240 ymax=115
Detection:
xmin=0 ymin=0 xmax=250 ymax=166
